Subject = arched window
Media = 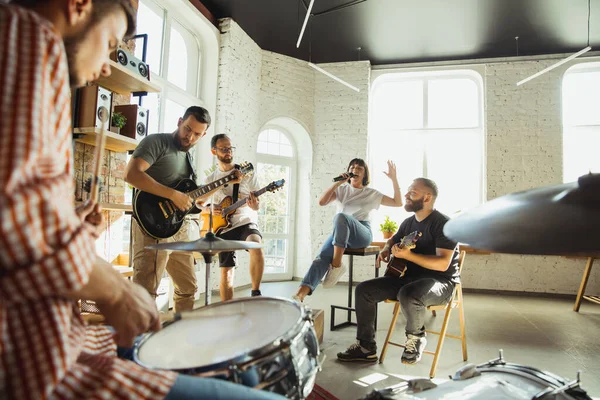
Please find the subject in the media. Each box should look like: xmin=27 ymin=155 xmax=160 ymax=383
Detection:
xmin=369 ymin=70 xmax=485 ymax=239
xmin=256 ymin=128 xmax=296 ymax=280
xmin=562 ymin=62 xmax=600 ymax=183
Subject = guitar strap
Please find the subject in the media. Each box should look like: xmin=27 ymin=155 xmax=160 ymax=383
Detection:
xmin=232 ymin=164 xmax=240 ymax=203
xmin=186 ymin=151 xmax=198 ymax=183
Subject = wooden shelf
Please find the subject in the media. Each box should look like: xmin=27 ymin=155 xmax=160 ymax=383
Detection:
xmin=74 ymin=127 xmax=138 ymax=152
xmin=95 ymin=60 xmax=160 ymax=95
xmin=75 ymin=201 xmax=132 ymax=212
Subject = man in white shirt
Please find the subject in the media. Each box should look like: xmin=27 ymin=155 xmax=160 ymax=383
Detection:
xmin=203 ymin=134 xmax=264 ymax=301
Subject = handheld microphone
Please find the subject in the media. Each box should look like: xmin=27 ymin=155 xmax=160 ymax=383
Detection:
xmin=333 ymin=172 xmax=356 ymax=182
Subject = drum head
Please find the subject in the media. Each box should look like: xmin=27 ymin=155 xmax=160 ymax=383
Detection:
xmin=136 ymin=297 xmax=303 ymax=370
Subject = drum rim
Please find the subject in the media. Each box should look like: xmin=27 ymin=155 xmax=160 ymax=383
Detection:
xmin=133 ymin=296 xmax=312 ymax=373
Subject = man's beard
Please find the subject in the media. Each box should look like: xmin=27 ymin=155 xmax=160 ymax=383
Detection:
xmin=173 ymin=134 xmax=196 ymax=152
xmin=216 ymin=153 xmax=232 ymax=164
xmin=64 ymin=23 xmax=93 ymax=88
xmin=404 ymin=198 xmax=424 ymax=212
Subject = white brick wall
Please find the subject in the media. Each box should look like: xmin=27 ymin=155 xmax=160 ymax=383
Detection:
xmin=214 ymin=18 xmax=599 ymax=296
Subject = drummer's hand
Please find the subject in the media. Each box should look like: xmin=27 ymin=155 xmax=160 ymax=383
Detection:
xmin=170 ymin=190 xmax=193 ymax=211
xmin=76 ymin=200 xmax=104 ymax=238
xmin=377 ymin=247 xmax=391 ymax=267
xmin=97 ymin=282 xmax=161 ymax=347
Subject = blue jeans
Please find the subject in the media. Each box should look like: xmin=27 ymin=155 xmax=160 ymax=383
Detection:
xmin=117 ymin=339 xmax=285 ymax=400
xmin=301 ymin=213 xmax=372 ymax=294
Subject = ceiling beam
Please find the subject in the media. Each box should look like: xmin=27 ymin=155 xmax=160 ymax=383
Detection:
xmin=313 ymin=0 xmax=367 ymax=17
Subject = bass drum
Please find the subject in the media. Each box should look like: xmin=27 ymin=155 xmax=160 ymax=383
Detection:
xmin=134 ymin=297 xmax=321 ymax=399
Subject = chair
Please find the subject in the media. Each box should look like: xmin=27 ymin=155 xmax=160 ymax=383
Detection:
xmin=378 ymin=249 xmax=467 ymax=378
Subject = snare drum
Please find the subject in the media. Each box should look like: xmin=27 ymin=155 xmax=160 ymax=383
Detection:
xmin=134 ymin=297 xmax=321 ymax=399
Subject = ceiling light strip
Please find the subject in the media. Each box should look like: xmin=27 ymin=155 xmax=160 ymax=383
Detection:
xmin=296 ymin=0 xmax=315 ymax=48
xmin=308 ymin=62 xmax=360 ymax=92
xmin=516 ymin=46 xmax=591 ymax=86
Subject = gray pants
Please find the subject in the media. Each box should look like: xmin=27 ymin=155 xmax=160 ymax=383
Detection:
xmin=355 ymin=276 xmax=455 ymax=347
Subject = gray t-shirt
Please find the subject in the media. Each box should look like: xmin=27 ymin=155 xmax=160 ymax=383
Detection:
xmin=132 ymin=133 xmax=193 ymax=187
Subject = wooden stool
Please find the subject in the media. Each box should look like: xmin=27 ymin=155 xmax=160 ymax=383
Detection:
xmin=330 ymin=246 xmax=380 ymax=331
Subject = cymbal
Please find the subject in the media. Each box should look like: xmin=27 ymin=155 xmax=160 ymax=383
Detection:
xmin=443 ymin=173 xmax=600 ymax=256
xmin=145 ymin=232 xmax=263 ymax=254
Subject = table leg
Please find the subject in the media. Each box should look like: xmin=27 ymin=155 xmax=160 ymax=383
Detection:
xmin=574 ymin=257 xmax=594 ymax=312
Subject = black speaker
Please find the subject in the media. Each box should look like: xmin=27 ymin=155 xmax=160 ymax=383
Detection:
xmin=114 ymin=104 xmax=149 ymax=141
xmin=74 ymin=85 xmax=113 ymax=130
xmin=110 ymin=48 xmax=150 ymax=81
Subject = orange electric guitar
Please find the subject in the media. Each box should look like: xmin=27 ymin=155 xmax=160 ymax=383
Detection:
xmin=200 ymin=179 xmax=285 ymax=236
xmin=383 ymin=231 xmax=422 ymax=278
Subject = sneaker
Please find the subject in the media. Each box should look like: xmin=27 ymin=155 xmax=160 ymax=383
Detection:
xmin=401 ymin=334 xmax=427 ymax=365
xmin=322 ymin=262 xmax=347 ymax=288
xmin=292 ymin=295 xmax=303 ymax=303
xmin=337 ymin=341 xmax=378 ymax=362
xmin=251 ymin=290 xmax=262 ymax=297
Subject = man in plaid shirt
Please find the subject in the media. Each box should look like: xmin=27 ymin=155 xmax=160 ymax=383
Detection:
xmin=0 ymin=1 xmax=284 ymax=399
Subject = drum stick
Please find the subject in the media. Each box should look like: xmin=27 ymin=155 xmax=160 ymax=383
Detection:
xmin=89 ymin=126 xmax=107 ymax=203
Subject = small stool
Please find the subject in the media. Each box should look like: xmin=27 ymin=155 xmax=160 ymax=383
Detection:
xmin=330 ymin=246 xmax=380 ymax=331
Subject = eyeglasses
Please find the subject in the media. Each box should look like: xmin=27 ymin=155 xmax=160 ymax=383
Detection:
xmin=215 ymin=147 xmax=236 ymax=153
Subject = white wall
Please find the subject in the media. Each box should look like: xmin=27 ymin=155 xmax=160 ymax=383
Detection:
xmin=214 ymin=19 xmax=600 ymax=296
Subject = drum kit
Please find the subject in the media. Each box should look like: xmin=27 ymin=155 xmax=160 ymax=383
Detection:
xmin=134 ymin=174 xmax=600 ymax=399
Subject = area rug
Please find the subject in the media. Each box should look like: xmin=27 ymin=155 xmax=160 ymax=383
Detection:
xmin=306 ymin=383 xmax=339 ymax=400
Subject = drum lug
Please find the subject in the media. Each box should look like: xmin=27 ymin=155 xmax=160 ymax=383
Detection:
xmin=481 ymin=348 xmax=506 ymax=367
xmin=532 ymin=370 xmax=583 ymax=400
xmin=451 ymin=363 xmax=480 ymax=381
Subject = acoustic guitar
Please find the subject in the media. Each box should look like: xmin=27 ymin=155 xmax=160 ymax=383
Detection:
xmin=383 ymin=230 xmax=422 ymax=278
xmin=133 ymin=162 xmax=253 ymax=239
xmin=200 ymin=179 xmax=285 ymax=236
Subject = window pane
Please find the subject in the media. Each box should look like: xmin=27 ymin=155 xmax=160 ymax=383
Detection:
xmin=136 ymin=0 xmax=164 ymax=75
xmin=563 ymin=71 xmax=600 ymax=126
xmin=257 ymin=129 xmax=294 ymax=157
xmin=168 ymin=20 xmax=200 ymax=94
xmin=563 ymin=126 xmax=600 ymax=182
xmin=428 ymin=78 xmax=479 ymax=128
xmin=164 ymin=99 xmax=186 ymax=130
xmin=263 ymin=238 xmax=287 ymax=274
xmin=372 ymin=80 xmax=423 ymax=129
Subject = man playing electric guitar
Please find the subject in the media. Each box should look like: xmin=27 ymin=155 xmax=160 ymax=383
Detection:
xmin=201 ymin=134 xmax=265 ymax=301
xmin=125 ymin=107 xmax=242 ymax=312
xmin=338 ymin=178 xmax=460 ymax=365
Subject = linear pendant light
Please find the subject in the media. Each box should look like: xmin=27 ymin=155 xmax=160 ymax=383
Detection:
xmin=308 ymin=62 xmax=360 ymax=92
xmin=296 ymin=0 xmax=315 ymax=48
xmin=516 ymin=46 xmax=592 ymax=86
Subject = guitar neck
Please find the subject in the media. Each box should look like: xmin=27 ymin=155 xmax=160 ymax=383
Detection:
xmin=188 ymin=173 xmax=237 ymax=200
xmin=223 ymin=186 xmax=268 ymax=214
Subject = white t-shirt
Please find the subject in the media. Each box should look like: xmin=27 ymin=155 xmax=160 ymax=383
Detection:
xmin=204 ymin=166 xmax=261 ymax=233
xmin=335 ymin=184 xmax=384 ymax=222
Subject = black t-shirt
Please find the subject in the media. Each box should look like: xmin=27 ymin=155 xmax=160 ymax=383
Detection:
xmin=390 ymin=210 xmax=460 ymax=283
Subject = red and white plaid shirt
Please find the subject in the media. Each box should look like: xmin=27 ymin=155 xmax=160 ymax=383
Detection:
xmin=0 ymin=5 xmax=177 ymax=399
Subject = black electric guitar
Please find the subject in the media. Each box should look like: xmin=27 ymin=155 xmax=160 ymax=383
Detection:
xmin=133 ymin=162 xmax=253 ymax=239
xmin=383 ymin=231 xmax=422 ymax=278
xmin=200 ymin=179 xmax=285 ymax=236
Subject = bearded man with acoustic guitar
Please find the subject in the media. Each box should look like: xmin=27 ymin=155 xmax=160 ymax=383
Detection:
xmin=337 ymin=178 xmax=460 ymax=365
xmin=202 ymin=134 xmax=265 ymax=301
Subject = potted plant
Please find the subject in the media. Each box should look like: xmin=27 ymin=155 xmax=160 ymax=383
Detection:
xmin=380 ymin=216 xmax=398 ymax=239
xmin=111 ymin=111 xmax=127 ymax=134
